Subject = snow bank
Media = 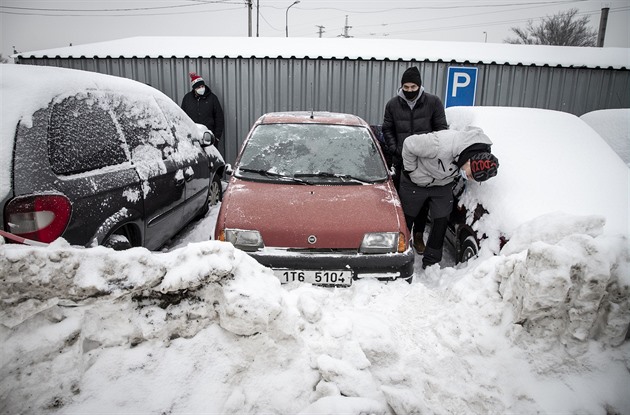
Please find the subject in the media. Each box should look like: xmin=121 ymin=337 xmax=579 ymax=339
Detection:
xmin=1 ymin=211 xmax=629 ymax=414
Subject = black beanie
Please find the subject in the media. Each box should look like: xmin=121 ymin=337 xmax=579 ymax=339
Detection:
xmin=469 ymin=152 xmax=499 ymax=182
xmin=401 ymin=67 xmax=422 ymax=87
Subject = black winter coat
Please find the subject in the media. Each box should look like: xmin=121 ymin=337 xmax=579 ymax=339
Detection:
xmin=181 ymin=89 xmax=225 ymax=140
xmin=382 ymin=91 xmax=447 ymax=168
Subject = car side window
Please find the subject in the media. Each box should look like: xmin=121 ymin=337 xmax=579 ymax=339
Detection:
xmin=154 ymin=96 xmax=203 ymax=162
xmin=48 ymin=94 xmax=127 ymax=175
xmin=154 ymin=97 xmax=198 ymax=143
xmin=111 ymin=94 xmax=175 ymax=162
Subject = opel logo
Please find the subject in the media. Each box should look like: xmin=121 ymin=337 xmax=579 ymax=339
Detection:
xmin=307 ymin=235 xmax=317 ymax=244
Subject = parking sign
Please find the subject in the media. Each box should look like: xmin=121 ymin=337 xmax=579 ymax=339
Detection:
xmin=445 ymin=67 xmax=478 ymax=108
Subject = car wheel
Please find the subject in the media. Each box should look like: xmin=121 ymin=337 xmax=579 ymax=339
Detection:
xmin=209 ymin=174 xmax=223 ymax=206
xmin=459 ymin=235 xmax=479 ymax=263
xmin=103 ymin=234 xmax=132 ymax=251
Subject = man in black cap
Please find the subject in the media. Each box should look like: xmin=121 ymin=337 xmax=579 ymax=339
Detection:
xmin=181 ymin=72 xmax=225 ymax=151
xmin=382 ymin=66 xmax=448 ymax=254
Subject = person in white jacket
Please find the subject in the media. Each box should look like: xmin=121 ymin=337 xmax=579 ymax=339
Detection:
xmin=400 ymin=126 xmax=499 ymax=268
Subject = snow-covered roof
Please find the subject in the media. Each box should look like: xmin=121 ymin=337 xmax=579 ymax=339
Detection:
xmin=14 ymin=36 xmax=630 ymax=70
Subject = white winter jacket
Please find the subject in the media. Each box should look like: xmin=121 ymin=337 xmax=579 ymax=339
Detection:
xmin=402 ymin=126 xmax=493 ymax=187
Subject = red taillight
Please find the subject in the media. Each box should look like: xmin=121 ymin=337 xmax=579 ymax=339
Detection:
xmin=4 ymin=195 xmax=72 ymax=243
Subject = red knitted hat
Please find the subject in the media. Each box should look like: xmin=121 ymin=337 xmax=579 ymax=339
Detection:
xmin=189 ymin=72 xmax=205 ymax=89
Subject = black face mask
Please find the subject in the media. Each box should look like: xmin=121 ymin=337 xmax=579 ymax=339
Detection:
xmin=403 ymin=89 xmax=419 ymax=101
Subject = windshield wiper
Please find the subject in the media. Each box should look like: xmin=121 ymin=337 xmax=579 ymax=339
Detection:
xmin=238 ymin=168 xmax=312 ymax=185
xmin=294 ymin=172 xmax=372 ymax=184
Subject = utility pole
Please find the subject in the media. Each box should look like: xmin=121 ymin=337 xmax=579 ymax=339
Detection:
xmin=597 ymin=7 xmax=610 ymax=47
xmin=339 ymin=15 xmax=352 ymax=38
xmin=247 ymin=0 xmax=252 ymax=37
xmin=316 ymin=25 xmax=325 ymax=38
xmin=256 ymin=0 xmax=260 ymax=37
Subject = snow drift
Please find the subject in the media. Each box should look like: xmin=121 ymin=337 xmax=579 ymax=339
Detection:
xmin=1 ymin=212 xmax=629 ymax=414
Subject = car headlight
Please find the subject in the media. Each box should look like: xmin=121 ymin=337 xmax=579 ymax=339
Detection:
xmin=222 ymin=229 xmax=264 ymax=251
xmin=359 ymin=232 xmax=403 ymax=254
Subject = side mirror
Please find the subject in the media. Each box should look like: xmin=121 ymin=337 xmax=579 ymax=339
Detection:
xmin=225 ymin=164 xmax=234 ymax=176
xmin=200 ymin=130 xmax=215 ymax=147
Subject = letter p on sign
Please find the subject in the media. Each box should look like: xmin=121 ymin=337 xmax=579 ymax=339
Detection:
xmin=445 ymin=67 xmax=478 ymax=108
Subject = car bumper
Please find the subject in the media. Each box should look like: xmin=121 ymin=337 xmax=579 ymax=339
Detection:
xmin=247 ymin=247 xmax=415 ymax=280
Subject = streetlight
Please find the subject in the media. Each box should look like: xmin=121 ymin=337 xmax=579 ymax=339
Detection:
xmin=483 ymin=31 xmax=488 ymax=43
xmin=285 ymin=1 xmax=300 ymax=38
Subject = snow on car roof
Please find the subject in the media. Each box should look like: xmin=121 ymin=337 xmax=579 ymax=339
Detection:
xmin=258 ymin=111 xmax=367 ymax=126
xmin=0 ymin=65 xmax=177 ymax=201
xmin=446 ymin=106 xmax=630 ymax=239
xmin=580 ymin=108 xmax=630 ymax=167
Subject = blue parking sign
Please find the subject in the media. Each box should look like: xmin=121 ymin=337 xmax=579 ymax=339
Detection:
xmin=445 ymin=67 xmax=478 ymax=108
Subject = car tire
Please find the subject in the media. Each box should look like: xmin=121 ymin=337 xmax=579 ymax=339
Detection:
xmin=209 ymin=174 xmax=223 ymax=206
xmin=103 ymin=234 xmax=132 ymax=251
xmin=459 ymin=235 xmax=479 ymax=263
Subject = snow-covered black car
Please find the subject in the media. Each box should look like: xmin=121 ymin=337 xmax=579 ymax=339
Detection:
xmin=445 ymin=106 xmax=629 ymax=263
xmin=0 ymin=65 xmax=225 ymax=250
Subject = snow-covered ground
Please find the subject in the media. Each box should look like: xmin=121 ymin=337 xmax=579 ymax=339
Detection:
xmin=1 ymin=201 xmax=629 ymax=414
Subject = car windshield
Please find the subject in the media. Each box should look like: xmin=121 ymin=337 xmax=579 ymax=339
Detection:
xmin=237 ymin=123 xmax=388 ymax=183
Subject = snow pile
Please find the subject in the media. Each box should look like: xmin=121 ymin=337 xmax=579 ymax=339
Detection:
xmin=1 ymin=212 xmax=629 ymax=414
xmin=498 ymin=213 xmax=630 ymax=347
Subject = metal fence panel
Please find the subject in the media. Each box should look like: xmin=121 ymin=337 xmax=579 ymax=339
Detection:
xmin=17 ymin=56 xmax=630 ymax=165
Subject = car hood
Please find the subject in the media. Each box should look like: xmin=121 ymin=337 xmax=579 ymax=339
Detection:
xmin=219 ymin=178 xmax=405 ymax=249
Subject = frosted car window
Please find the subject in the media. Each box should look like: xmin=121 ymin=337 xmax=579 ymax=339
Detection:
xmin=112 ymin=94 xmax=175 ymax=161
xmin=48 ymin=95 xmax=126 ymax=175
xmin=154 ymin=97 xmax=198 ymax=143
xmin=239 ymin=124 xmax=387 ymax=182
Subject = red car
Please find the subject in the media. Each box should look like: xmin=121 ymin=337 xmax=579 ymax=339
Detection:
xmin=214 ymin=112 xmax=414 ymax=286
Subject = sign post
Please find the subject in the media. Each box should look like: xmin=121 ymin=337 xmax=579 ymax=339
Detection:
xmin=445 ymin=67 xmax=478 ymax=108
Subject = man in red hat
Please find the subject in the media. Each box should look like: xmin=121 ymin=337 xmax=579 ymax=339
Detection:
xmin=181 ymin=72 xmax=225 ymax=149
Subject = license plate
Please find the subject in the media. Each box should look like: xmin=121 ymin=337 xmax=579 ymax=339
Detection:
xmin=273 ymin=270 xmax=352 ymax=286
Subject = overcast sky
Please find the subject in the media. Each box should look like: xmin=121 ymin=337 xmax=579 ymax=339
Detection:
xmin=1 ymin=0 xmax=629 ymax=59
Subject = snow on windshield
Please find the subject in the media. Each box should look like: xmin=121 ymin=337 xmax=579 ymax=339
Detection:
xmin=238 ymin=123 xmax=387 ymax=181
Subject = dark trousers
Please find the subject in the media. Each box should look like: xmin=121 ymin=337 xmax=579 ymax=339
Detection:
xmin=393 ymin=166 xmax=429 ymax=237
xmin=398 ymin=173 xmax=454 ymax=267
xmin=406 ymin=215 xmax=448 ymax=267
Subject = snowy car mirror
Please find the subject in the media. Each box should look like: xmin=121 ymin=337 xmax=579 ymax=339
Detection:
xmin=200 ymin=130 xmax=215 ymax=147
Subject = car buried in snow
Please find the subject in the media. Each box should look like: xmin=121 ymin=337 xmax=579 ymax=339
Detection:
xmin=444 ymin=106 xmax=629 ymax=264
xmin=214 ymin=111 xmax=414 ymax=286
xmin=0 ymin=65 xmax=225 ymax=250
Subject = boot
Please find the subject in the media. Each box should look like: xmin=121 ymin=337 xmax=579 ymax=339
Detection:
xmin=413 ymin=231 xmax=425 ymax=254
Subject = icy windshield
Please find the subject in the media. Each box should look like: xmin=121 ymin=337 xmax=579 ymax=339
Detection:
xmin=237 ymin=123 xmax=387 ymax=183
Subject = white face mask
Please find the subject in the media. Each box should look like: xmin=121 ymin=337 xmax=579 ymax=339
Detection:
xmin=195 ymin=87 xmax=206 ymax=96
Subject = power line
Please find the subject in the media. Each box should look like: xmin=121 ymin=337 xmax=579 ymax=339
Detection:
xmin=264 ymin=0 xmax=590 ymax=14
xmin=350 ymin=7 xmax=628 ymax=38
xmin=0 ymin=1 xmax=244 ymax=16
xmin=0 ymin=1 xmax=241 ymax=12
